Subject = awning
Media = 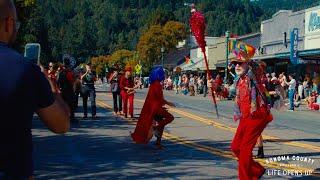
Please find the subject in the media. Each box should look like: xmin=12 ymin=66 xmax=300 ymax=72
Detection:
xmin=252 ymin=53 xmax=277 ymax=60
xmin=215 ymin=62 xmax=227 ymax=68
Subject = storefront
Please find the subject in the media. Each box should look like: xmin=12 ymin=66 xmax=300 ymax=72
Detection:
xmin=256 ymin=6 xmax=320 ymax=79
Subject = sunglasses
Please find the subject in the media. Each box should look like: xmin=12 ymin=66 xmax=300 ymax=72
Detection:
xmin=232 ymin=61 xmax=244 ymax=66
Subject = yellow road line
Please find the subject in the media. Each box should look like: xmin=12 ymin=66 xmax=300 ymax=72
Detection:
xmin=96 ymin=100 xmax=316 ymax=173
xmin=128 ymin=97 xmax=320 ymax=152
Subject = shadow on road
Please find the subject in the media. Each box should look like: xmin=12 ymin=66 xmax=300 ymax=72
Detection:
xmin=32 ymin=111 xmax=238 ymax=179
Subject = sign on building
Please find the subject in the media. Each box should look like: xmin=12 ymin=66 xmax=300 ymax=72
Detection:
xmin=305 ymin=7 xmax=320 ymax=50
xmin=290 ymin=28 xmax=299 ymax=65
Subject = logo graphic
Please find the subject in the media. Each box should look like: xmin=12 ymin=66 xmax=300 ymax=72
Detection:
xmin=265 ymin=155 xmax=317 ymax=177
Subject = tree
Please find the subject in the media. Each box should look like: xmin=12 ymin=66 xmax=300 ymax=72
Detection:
xmin=91 ymin=55 xmax=110 ymax=76
xmin=109 ymin=49 xmax=134 ymax=70
xmin=137 ymin=21 xmax=187 ymax=70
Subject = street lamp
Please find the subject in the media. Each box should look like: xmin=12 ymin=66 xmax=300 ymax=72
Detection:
xmin=161 ymin=47 xmax=165 ymax=67
xmin=225 ymin=31 xmax=230 ymax=83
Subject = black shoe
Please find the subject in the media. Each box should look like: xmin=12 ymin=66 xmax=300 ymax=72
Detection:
xmin=257 ymin=146 xmax=264 ymax=158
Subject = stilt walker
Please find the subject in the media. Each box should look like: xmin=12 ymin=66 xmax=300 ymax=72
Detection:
xmin=229 ymin=41 xmax=273 ymax=179
xmin=131 ymin=66 xmax=175 ymax=148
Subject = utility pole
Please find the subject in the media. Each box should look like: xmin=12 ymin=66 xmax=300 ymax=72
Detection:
xmin=225 ymin=31 xmax=230 ymax=83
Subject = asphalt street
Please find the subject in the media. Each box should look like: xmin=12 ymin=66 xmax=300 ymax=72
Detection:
xmin=31 ymin=84 xmax=320 ymax=179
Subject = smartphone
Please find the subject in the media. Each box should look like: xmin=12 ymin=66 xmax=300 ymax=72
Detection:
xmin=24 ymin=43 xmax=41 ymax=65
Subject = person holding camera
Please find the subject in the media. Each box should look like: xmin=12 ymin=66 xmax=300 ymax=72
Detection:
xmin=109 ymin=70 xmax=123 ymax=115
xmin=81 ymin=62 xmax=97 ymax=119
xmin=0 ymin=1 xmax=70 ymax=179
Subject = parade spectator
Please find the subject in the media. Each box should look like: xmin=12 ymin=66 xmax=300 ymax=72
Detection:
xmin=165 ymin=76 xmax=173 ymax=90
xmin=181 ymin=74 xmax=189 ymax=95
xmin=203 ymin=75 xmax=208 ymax=97
xmin=189 ymin=74 xmax=195 ymax=96
xmin=57 ymin=59 xmax=76 ymax=122
xmin=120 ymin=67 xmax=135 ymax=118
xmin=307 ymin=92 xmax=319 ymax=110
xmin=194 ymin=75 xmax=199 ymax=95
xmin=286 ymin=74 xmax=296 ymax=111
xmin=0 ymin=1 xmax=69 ymax=178
xmin=109 ymin=70 xmax=122 ymax=115
xmin=279 ymin=72 xmax=287 ymax=98
xmin=197 ymin=76 xmax=204 ymax=94
xmin=73 ymin=74 xmax=82 ymax=109
xmin=81 ymin=62 xmax=97 ymax=119
xmin=271 ymin=72 xmax=277 ymax=81
xmin=215 ymin=74 xmax=223 ymax=87
xmin=207 ymin=75 xmax=213 ymax=96
xmin=178 ymin=75 xmax=182 ymax=90
xmin=312 ymin=79 xmax=318 ymax=94
xmin=173 ymin=75 xmax=179 ymax=94
xmin=296 ymin=80 xmax=304 ymax=103
xmin=47 ymin=62 xmax=59 ymax=92
xmin=303 ymin=77 xmax=311 ymax=99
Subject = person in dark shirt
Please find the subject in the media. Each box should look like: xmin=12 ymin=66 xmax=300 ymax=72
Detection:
xmin=57 ymin=58 xmax=76 ymax=122
xmin=81 ymin=62 xmax=97 ymax=118
xmin=109 ymin=70 xmax=122 ymax=115
xmin=0 ymin=1 xmax=70 ymax=179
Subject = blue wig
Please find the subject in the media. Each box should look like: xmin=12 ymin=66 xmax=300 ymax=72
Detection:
xmin=149 ymin=66 xmax=165 ymax=84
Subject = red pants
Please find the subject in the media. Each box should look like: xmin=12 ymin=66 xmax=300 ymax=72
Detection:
xmin=122 ymin=93 xmax=134 ymax=117
xmin=231 ymin=118 xmax=268 ymax=180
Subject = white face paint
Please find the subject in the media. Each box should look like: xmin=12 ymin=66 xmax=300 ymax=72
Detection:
xmin=235 ymin=62 xmax=248 ymax=76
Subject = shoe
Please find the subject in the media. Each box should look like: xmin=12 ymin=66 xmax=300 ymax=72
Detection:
xmin=83 ymin=115 xmax=88 ymax=119
xmin=287 ymin=109 xmax=294 ymax=112
xmin=92 ymin=115 xmax=98 ymax=119
xmin=256 ymin=146 xmax=265 ymax=159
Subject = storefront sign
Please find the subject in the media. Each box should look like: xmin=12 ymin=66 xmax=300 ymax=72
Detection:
xmin=308 ymin=12 xmax=320 ymax=32
xmin=290 ymin=28 xmax=299 ymax=65
xmin=305 ymin=7 xmax=320 ymax=50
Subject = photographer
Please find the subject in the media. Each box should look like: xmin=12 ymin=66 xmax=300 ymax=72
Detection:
xmin=81 ymin=62 xmax=97 ymax=119
xmin=0 ymin=1 xmax=70 ymax=179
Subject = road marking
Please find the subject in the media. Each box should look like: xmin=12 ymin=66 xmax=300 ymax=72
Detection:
xmin=96 ymin=100 xmax=316 ymax=174
xmin=127 ymin=96 xmax=320 ymax=152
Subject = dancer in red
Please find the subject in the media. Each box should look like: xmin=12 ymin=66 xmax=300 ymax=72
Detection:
xmin=230 ymin=42 xmax=273 ymax=180
xmin=131 ymin=66 xmax=175 ymax=148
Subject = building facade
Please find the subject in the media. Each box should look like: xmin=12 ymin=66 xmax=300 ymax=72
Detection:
xmin=256 ymin=6 xmax=320 ymax=78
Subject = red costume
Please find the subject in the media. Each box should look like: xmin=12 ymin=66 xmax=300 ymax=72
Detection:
xmin=120 ymin=74 xmax=134 ymax=117
xmin=231 ymin=75 xmax=273 ymax=180
xmin=131 ymin=80 xmax=174 ymax=144
xmin=230 ymin=42 xmax=273 ymax=179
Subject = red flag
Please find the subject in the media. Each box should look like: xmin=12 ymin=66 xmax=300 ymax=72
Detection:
xmin=190 ymin=8 xmax=206 ymax=51
xmin=189 ymin=5 xmax=219 ymax=118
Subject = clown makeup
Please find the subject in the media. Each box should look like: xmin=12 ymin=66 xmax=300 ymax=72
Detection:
xmin=235 ymin=62 xmax=249 ymax=76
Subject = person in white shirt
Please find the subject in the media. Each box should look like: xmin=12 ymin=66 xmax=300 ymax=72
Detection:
xmin=271 ymin=72 xmax=277 ymax=81
xmin=286 ymin=74 xmax=296 ymax=111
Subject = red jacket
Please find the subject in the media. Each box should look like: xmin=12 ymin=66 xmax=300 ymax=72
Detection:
xmin=236 ymin=76 xmax=273 ymax=122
